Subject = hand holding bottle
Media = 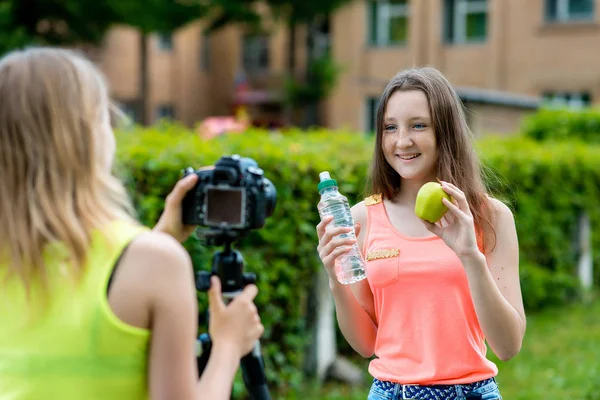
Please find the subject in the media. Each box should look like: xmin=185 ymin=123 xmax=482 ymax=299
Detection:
xmin=316 ymin=171 xmax=367 ymax=285
xmin=316 ymin=216 xmax=362 ymax=282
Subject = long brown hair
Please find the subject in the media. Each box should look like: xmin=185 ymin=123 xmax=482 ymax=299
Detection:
xmin=368 ymin=67 xmax=496 ymax=253
xmin=0 ymin=47 xmax=137 ymax=295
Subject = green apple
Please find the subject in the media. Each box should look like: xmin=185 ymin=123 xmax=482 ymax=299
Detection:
xmin=415 ymin=181 xmax=453 ymax=223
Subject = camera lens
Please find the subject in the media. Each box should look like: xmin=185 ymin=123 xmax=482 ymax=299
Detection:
xmin=263 ymin=178 xmax=277 ymax=218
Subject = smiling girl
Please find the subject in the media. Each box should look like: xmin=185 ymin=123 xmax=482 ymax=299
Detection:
xmin=316 ymin=67 xmax=525 ymax=400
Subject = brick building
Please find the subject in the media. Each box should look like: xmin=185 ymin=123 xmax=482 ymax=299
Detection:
xmin=96 ymin=0 xmax=596 ymax=135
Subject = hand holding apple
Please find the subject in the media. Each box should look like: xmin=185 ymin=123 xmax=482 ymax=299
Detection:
xmin=415 ymin=181 xmax=453 ymax=223
xmin=418 ymin=180 xmax=481 ymax=260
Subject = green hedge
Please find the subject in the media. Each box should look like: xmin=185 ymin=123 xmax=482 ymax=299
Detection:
xmin=479 ymin=136 xmax=600 ymax=288
xmin=115 ymin=123 xmax=373 ymax=394
xmin=522 ymin=107 xmax=600 ymax=143
xmin=114 ymin=123 xmax=600 ymax=394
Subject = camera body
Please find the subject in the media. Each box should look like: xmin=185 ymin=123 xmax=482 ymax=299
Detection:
xmin=181 ymin=155 xmax=276 ymax=233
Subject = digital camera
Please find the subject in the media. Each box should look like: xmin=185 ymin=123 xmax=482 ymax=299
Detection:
xmin=181 ymin=155 xmax=277 ymax=232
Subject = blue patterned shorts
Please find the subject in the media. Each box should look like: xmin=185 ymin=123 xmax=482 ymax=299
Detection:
xmin=367 ymin=377 xmax=502 ymax=400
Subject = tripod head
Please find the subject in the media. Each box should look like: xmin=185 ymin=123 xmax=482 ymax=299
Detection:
xmin=195 ymin=228 xmax=256 ymax=297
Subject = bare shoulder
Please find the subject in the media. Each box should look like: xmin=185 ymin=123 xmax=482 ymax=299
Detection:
xmin=107 ymin=231 xmax=196 ymax=333
xmin=486 ymin=197 xmax=515 ymax=226
xmin=127 ymin=230 xmax=190 ymax=261
xmin=121 ymin=231 xmax=193 ymax=285
xmin=483 ymin=197 xmax=518 ymax=253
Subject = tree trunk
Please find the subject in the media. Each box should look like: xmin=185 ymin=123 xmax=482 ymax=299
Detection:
xmin=302 ymin=19 xmax=319 ymax=129
xmin=304 ymin=266 xmax=337 ymax=381
xmin=577 ymin=212 xmax=593 ymax=303
xmin=304 ymin=264 xmax=365 ymax=386
xmin=287 ymin=20 xmax=296 ymax=80
xmin=284 ymin=20 xmax=296 ymax=126
xmin=139 ymin=32 xmax=149 ymax=125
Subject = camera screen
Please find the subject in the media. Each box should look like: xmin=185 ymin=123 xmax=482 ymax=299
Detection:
xmin=205 ymin=186 xmax=245 ymax=227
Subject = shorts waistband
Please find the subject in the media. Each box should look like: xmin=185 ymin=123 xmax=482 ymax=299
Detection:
xmin=373 ymin=377 xmax=497 ymax=399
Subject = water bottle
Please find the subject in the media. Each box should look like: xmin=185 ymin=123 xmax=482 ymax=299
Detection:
xmin=317 ymin=171 xmax=367 ymax=285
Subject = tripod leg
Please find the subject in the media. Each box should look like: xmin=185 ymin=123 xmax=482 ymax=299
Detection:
xmin=196 ymin=333 xmax=212 ymax=378
xmin=240 ymin=341 xmax=271 ymax=400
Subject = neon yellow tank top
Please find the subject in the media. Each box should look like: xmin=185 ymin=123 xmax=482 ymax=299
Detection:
xmin=0 ymin=220 xmax=151 ymax=400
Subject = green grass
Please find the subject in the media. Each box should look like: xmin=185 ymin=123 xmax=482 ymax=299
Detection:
xmin=492 ymin=297 xmax=600 ymax=399
xmin=288 ymin=296 xmax=600 ymax=399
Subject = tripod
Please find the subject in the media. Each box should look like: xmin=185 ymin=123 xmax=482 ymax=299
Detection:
xmin=195 ymin=229 xmax=271 ymax=400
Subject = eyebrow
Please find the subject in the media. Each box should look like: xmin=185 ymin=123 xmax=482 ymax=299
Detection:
xmin=384 ymin=116 xmax=430 ymax=122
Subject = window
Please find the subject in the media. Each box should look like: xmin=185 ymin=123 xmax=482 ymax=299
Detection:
xmin=368 ymin=0 xmax=409 ymax=46
xmin=444 ymin=0 xmax=488 ymax=44
xmin=542 ymin=91 xmax=591 ymax=109
xmin=242 ymin=34 xmax=270 ymax=73
xmin=156 ymin=104 xmax=175 ymax=120
xmin=365 ymin=97 xmax=380 ymax=134
xmin=313 ymin=17 xmax=331 ymax=58
xmin=157 ymin=33 xmax=173 ymax=51
xmin=201 ymin=34 xmax=210 ymax=71
xmin=546 ymin=0 xmax=594 ymax=22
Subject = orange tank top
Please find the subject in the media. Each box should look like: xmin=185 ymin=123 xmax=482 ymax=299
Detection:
xmin=362 ymin=194 xmax=498 ymax=385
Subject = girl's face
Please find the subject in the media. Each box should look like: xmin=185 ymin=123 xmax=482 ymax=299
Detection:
xmin=382 ymin=90 xmax=438 ymax=183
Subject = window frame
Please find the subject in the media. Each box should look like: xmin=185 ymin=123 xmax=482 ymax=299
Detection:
xmin=542 ymin=91 xmax=592 ymax=109
xmin=444 ymin=0 xmax=489 ymax=45
xmin=157 ymin=33 xmax=174 ymax=51
xmin=364 ymin=96 xmax=380 ymax=134
xmin=368 ymin=0 xmax=410 ymax=47
xmin=156 ymin=104 xmax=176 ymax=121
xmin=545 ymin=0 xmax=595 ymax=23
xmin=242 ymin=34 xmax=270 ymax=73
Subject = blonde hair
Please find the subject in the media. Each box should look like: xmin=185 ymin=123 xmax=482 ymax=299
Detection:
xmin=0 ymin=47 xmax=137 ymax=294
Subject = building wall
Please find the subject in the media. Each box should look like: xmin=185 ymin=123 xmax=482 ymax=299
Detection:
xmin=96 ymin=0 xmax=599 ymax=134
xmin=465 ymin=103 xmax=531 ymax=137
xmin=98 ymin=19 xmax=303 ymax=127
xmin=328 ymin=0 xmax=600 ymax=135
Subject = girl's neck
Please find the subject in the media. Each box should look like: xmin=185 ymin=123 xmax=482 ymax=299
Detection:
xmin=394 ymin=176 xmax=437 ymax=205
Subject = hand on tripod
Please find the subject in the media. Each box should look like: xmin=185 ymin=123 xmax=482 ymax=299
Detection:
xmin=207 ymin=276 xmax=265 ymax=357
xmin=196 ymin=276 xmax=264 ymax=399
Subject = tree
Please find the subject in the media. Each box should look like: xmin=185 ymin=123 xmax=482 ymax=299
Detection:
xmin=201 ymin=0 xmax=262 ymax=33
xmin=202 ymin=0 xmax=352 ymax=127
xmin=0 ymin=1 xmax=30 ymax=54
xmin=105 ymin=1 xmax=208 ymax=125
xmin=268 ymin=0 xmax=353 ymax=127
xmin=0 ymin=0 xmax=122 ymax=55
xmin=0 ymin=0 xmax=208 ymax=125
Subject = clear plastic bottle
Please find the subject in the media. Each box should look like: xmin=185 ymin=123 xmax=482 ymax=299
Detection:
xmin=317 ymin=171 xmax=367 ymax=284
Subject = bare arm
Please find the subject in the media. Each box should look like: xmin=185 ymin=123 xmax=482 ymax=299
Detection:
xmin=461 ymin=199 xmax=526 ymax=361
xmin=124 ymin=232 xmax=262 ymax=400
xmin=121 ymin=233 xmax=197 ymax=400
xmin=423 ymin=183 xmax=526 ymax=361
xmin=316 ymin=202 xmax=377 ymax=358
xmin=328 ymin=279 xmax=377 ymax=358
xmin=196 ymin=277 xmax=263 ymax=397
xmin=147 ymin=171 xmax=263 ymax=398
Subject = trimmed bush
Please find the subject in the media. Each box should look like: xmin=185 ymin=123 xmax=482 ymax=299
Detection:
xmin=518 ymin=262 xmax=580 ymax=310
xmin=479 ymin=136 xmax=600 ymax=290
xmin=521 ymin=107 xmax=600 ymax=143
xmin=114 ymin=123 xmax=600 ymax=393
